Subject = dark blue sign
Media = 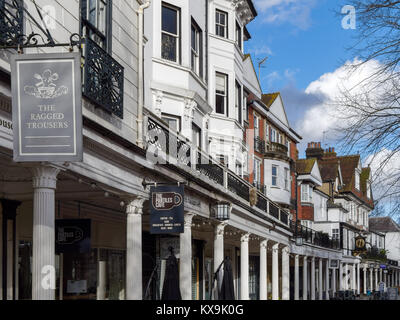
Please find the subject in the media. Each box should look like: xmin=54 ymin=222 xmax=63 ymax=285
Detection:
xmin=150 ymin=185 xmax=184 ymax=234
xmin=380 ymin=264 xmax=387 ymax=269
xmin=55 ymin=219 xmax=91 ymax=253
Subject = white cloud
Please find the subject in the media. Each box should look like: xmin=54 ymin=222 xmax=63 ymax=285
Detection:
xmin=295 ymin=58 xmax=386 ymax=152
xmin=247 ymin=45 xmax=273 ymax=56
xmin=254 ymin=0 xmax=317 ymax=30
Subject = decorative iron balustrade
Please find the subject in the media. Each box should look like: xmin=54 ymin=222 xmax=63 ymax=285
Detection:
xmin=266 ymin=142 xmax=288 ymax=156
xmin=269 ymin=202 xmax=280 ymax=220
xmin=290 ymin=221 xmax=340 ymax=250
xmin=0 ymin=0 xmax=23 ymax=46
xmin=254 ymin=136 xmax=265 ymax=154
xmin=83 ymin=38 xmax=124 ymax=119
xmin=196 ymin=151 xmax=224 ymax=185
xmin=280 ymin=211 xmax=288 ymax=224
xmin=147 ymin=116 xmax=191 ymax=167
xmin=256 ymin=195 xmax=268 ymax=212
xmin=228 ymin=173 xmax=250 ymax=202
xmin=253 ymin=182 xmax=267 ymax=195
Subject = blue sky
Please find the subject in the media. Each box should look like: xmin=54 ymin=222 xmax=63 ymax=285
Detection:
xmin=244 ymin=0 xmax=357 ymax=156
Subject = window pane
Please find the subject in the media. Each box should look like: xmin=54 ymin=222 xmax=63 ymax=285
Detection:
xmin=272 ymin=166 xmax=277 ymax=176
xmin=98 ymin=0 xmax=107 ymax=35
xmin=162 ymin=33 xmax=177 ymax=61
xmin=191 ymin=26 xmax=196 ymax=50
xmin=216 ymin=74 xmax=226 ymax=93
xmin=216 ymin=95 xmax=225 ymax=114
xmin=162 ymin=6 xmax=177 ymax=35
xmin=88 ymin=0 xmax=97 ymax=25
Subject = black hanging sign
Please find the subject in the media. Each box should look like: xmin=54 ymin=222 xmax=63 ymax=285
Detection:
xmin=150 ymin=185 xmax=184 ymax=234
xmin=55 ymin=219 xmax=91 ymax=253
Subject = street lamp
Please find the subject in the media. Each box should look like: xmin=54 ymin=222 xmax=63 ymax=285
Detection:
xmin=211 ymin=202 xmax=231 ymax=221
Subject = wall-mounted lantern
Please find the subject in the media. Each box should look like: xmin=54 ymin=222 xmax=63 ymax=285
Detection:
xmin=211 ymin=202 xmax=231 ymax=221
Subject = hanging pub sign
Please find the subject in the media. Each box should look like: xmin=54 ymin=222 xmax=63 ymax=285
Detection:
xmin=150 ymin=185 xmax=184 ymax=234
xmin=11 ymin=53 xmax=82 ymax=162
xmin=55 ymin=219 xmax=91 ymax=253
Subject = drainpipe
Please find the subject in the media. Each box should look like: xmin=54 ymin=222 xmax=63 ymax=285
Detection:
xmin=136 ymin=0 xmax=151 ymax=148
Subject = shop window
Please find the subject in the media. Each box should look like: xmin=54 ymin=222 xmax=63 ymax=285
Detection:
xmin=162 ymin=3 xmax=180 ymax=62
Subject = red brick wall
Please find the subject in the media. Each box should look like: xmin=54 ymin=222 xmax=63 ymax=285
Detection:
xmin=298 ymin=204 xmax=314 ymax=221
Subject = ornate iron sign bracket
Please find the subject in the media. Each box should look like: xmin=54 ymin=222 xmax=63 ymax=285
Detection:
xmin=0 ymin=0 xmax=82 ymax=51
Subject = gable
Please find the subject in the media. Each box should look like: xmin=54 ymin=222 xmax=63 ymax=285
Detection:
xmin=311 ymin=161 xmax=322 ymax=185
xmin=269 ymin=94 xmax=290 ymax=128
xmin=243 ymin=55 xmax=262 ymax=97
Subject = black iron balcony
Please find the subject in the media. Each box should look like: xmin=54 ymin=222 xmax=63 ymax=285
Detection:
xmin=252 ymin=181 xmax=267 ymax=195
xmin=360 ymin=246 xmax=387 ymax=262
xmin=254 ymin=136 xmax=265 ymax=154
xmin=0 ymin=0 xmax=24 ymax=46
xmin=83 ymin=38 xmax=124 ymax=119
xmin=228 ymin=173 xmax=250 ymax=202
xmin=290 ymin=221 xmax=340 ymax=250
xmin=146 ymin=115 xmax=191 ymax=167
xmin=196 ymin=150 xmax=224 ymax=186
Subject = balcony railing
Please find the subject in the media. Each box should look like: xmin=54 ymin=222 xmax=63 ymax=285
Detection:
xmin=253 ymin=182 xmax=267 ymax=195
xmin=290 ymin=221 xmax=340 ymax=250
xmin=83 ymin=38 xmax=124 ymax=119
xmin=0 ymin=0 xmax=24 ymax=46
xmin=265 ymin=142 xmax=288 ymax=157
xmin=254 ymin=136 xmax=265 ymax=154
xmin=360 ymin=246 xmax=387 ymax=262
xmin=145 ymin=115 xmax=292 ymax=227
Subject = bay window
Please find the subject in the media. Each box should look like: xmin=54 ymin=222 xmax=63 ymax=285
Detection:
xmin=191 ymin=20 xmax=202 ymax=77
xmin=254 ymin=159 xmax=261 ymax=184
xmin=216 ymin=9 xmax=227 ymax=38
xmin=284 ymin=168 xmax=289 ymax=190
xmin=235 ymin=81 xmax=242 ymax=124
xmin=162 ymin=3 xmax=180 ymax=62
xmin=215 ymin=72 xmax=228 ymax=115
xmin=272 ymin=165 xmax=278 ymax=187
xmin=235 ymin=21 xmax=242 ymax=49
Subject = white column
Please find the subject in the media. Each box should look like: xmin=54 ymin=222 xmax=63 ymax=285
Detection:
xmin=180 ymin=213 xmax=194 ymax=300
xmin=357 ymin=263 xmax=360 ymax=295
xmin=363 ymin=267 xmax=367 ymax=294
xmin=97 ymin=257 xmax=107 ymax=300
xmin=31 ymin=166 xmax=60 ymax=300
xmin=282 ymin=247 xmax=290 ymax=300
xmin=379 ymin=268 xmax=382 ymax=283
xmin=259 ymin=239 xmax=268 ymax=300
xmin=370 ymin=268 xmax=373 ymax=291
xmin=311 ymin=257 xmax=315 ymax=300
xmin=332 ymin=267 xmax=336 ymax=295
xmin=352 ymin=264 xmax=356 ymax=292
xmin=6 ymin=220 xmax=13 ymax=300
xmin=344 ymin=264 xmax=349 ymax=290
xmin=272 ymin=243 xmax=279 ymax=300
xmin=339 ymin=263 xmax=343 ymax=291
xmin=318 ymin=259 xmax=323 ymax=300
xmin=240 ymin=233 xmax=250 ymax=300
xmin=126 ymin=197 xmax=145 ymax=300
xmin=325 ymin=260 xmax=329 ymax=300
xmin=303 ymin=256 xmax=308 ymax=300
xmin=384 ymin=271 xmax=387 ymax=287
xmin=214 ymin=222 xmax=226 ymax=299
xmin=375 ymin=269 xmax=379 ymax=291
xmin=294 ymin=255 xmax=299 ymax=300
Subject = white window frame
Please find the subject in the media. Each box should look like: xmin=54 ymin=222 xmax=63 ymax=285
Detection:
xmin=235 ymin=81 xmax=242 ymax=124
xmin=254 ymin=158 xmax=261 ymax=184
xmin=271 ymin=128 xmax=277 ymax=143
xmin=284 ymin=168 xmax=289 ymax=191
xmin=161 ymin=113 xmax=181 ymax=132
xmin=254 ymin=115 xmax=259 ymax=138
xmin=191 ymin=20 xmax=202 ymax=76
xmin=235 ymin=20 xmax=242 ymax=49
xmin=272 ymin=165 xmax=278 ymax=187
xmin=332 ymin=228 xmax=339 ymax=240
xmin=215 ymin=72 xmax=228 ymax=115
xmin=161 ymin=3 xmax=180 ymax=63
xmin=216 ymin=9 xmax=228 ymax=38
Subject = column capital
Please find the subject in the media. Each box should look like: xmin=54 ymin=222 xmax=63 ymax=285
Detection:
xmin=31 ymin=165 xmax=61 ymax=189
xmin=215 ymin=221 xmax=227 ymax=236
xmin=260 ymin=239 xmax=268 ymax=249
xmin=126 ymin=197 xmax=146 ymax=215
xmin=183 ymin=212 xmax=195 ymax=229
xmin=241 ymin=233 xmax=250 ymax=243
xmin=282 ymin=246 xmax=290 ymax=254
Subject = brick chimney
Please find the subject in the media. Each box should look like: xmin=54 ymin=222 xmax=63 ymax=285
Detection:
xmin=323 ymin=147 xmax=337 ymax=159
xmin=305 ymin=142 xmax=324 ymax=160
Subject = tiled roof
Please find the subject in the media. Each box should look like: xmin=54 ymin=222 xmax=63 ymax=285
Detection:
xmin=369 ymin=217 xmax=400 ymax=233
xmin=261 ymin=93 xmax=279 ymax=108
xmin=337 ymin=155 xmax=360 ymax=192
xmin=296 ymin=158 xmax=316 ymax=175
xmin=318 ymin=159 xmax=339 ymax=182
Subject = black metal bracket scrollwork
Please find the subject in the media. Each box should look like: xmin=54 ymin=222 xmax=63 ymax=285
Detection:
xmin=0 ymin=0 xmax=82 ymax=51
